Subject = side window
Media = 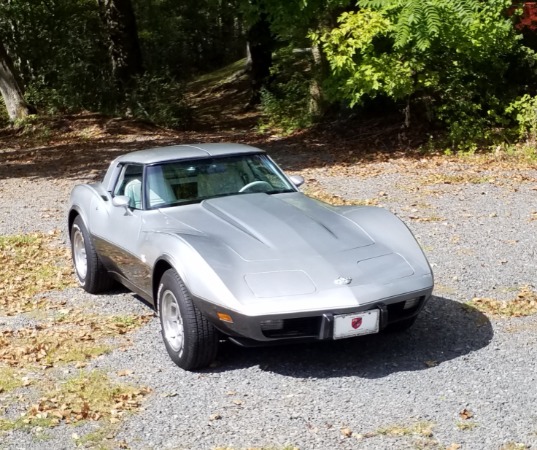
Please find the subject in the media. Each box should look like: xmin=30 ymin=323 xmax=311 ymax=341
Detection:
xmin=113 ymin=164 xmax=144 ymax=209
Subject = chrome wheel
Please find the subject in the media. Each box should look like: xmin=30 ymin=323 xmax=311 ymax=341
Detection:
xmin=72 ymin=226 xmax=88 ymax=281
xmin=161 ymin=289 xmax=184 ymax=353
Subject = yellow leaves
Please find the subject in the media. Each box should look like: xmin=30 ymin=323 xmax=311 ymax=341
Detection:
xmin=303 ymin=182 xmax=378 ymax=207
xmin=0 ymin=231 xmax=75 ymax=316
xmin=21 ymin=370 xmax=151 ymax=428
xmin=0 ymin=313 xmax=151 ymax=369
xmin=422 ymin=172 xmax=494 ymax=186
xmin=469 ymin=286 xmax=537 ymax=318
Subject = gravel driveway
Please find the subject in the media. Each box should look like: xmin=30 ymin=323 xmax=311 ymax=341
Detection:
xmin=1 ymin=144 xmax=537 ymax=450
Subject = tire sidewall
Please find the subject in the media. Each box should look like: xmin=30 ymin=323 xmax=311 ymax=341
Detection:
xmin=158 ymin=277 xmax=185 ymax=361
xmin=71 ymin=218 xmax=89 ymax=288
xmin=158 ymin=271 xmax=189 ymax=367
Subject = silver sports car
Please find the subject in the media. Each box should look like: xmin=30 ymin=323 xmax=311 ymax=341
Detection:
xmin=68 ymin=143 xmax=434 ymax=370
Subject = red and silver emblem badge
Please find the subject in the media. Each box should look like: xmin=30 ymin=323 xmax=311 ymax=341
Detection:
xmin=351 ymin=317 xmax=362 ymax=329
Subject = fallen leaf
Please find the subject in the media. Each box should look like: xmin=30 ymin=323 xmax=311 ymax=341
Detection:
xmin=459 ymin=408 xmax=473 ymax=420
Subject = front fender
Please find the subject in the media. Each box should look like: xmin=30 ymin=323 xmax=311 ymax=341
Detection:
xmin=342 ymin=206 xmax=433 ymax=280
xmin=145 ymin=232 xmax=242 ymax=312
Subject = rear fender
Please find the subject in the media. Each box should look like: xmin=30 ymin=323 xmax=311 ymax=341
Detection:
xmin=68 ymin=184 xmax=108 ymax=236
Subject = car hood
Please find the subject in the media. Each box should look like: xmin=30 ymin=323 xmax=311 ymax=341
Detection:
xmin=160 ymin=193 xmax=375 ymax=261
xmin=152 ymin=193 xmax=432 ymax=310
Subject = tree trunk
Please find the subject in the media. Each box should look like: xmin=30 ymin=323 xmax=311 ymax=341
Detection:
xmin=97 ymin=0 xmax=143 ymax=92
xmin=309 ymin=44 xmax=328 ymax=120
xmin=246 ymin=13 xmax=274 ymax=106
xmin=0 ymin=39 xmax=33 ymax=121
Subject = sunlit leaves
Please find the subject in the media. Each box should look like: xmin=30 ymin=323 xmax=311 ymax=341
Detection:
xmin=1 ymin=370 xmax=151 ymax=429
xmin=469 ymin=286 xmax=537 ymax=317
xmin=358 ymin=0 xmax=482 ymax=51
xmin=314 ymin=9 xmax=413 ymax=105
xmin=0 ymin=231 xmax=75 ymax=315
xmin=0 ymin=312 xmax=151 ymax=368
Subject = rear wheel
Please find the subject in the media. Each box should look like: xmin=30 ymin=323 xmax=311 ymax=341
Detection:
xmin=158 ymin=269 xmax=218 ymax=370
xmin=71 ymin=215 xmax=114 ymax=294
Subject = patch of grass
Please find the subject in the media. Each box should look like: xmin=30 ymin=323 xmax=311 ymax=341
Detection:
xmin=468 ymin=286 xmax=537 ymax=317
xmin=456 ymin=421 xmax=477 ymax=431
xmin=0 ymin=313 xmax=150 ymax=368
xmin=500 ymin=443 xmax=530 ymax=450
xmin=12 ymin=370 xmax=151 ymax=428
xmin=74 ymin=423 xmax=123 ymax=449
xmin=0 ymin=415 xmax=57 ymax=431
xmin=0 ymin=367 xmax=25 ymax=393
xmin=376 ymin=420 xmax=435 ymax=438
xmin=0 ymin=231 xmax=75 ymax=315
xmin=189 ymin=59 xmax=247 ymax=90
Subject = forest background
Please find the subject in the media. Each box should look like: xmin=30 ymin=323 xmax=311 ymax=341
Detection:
xmin=2 ymin=0 xmax=537 ymax=152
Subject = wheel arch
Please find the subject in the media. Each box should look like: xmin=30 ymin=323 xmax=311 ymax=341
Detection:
xmin=152 ymin=257 xmax=175 ymax=310
xmin=68 ymin=207 xmax=82 ymax=237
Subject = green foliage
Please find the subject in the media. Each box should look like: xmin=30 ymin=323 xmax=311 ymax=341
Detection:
xmin=0 ymin=0 xmax=114 ymax=113
xmin=259 ymin=48 xmax=314 ymax=132
xmin=260 ymin=76 xmax=313 ymax=133
xmin=358 ymin=0 xmax=479 ymax=51
xmin=134 ymin=0 xmax=245 ymax=75
xmin=312 ymin=10 xmax=414 ymax=104
xmin=125 ymin=74 xmax=191 ymax=128
xmin=0 ymin=0 xmax=240 ymax=123
xmin=506 ymin=95 xmax=537 ymax=142
xmin=317 ymin=0 xmax=537 ymax=147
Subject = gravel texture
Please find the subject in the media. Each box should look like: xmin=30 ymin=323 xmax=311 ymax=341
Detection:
xmin=1 ymin=150 xmax=537 ymax=450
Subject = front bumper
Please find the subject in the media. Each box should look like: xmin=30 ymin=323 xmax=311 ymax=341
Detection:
xmin=194 ymin=287 xmax=432 ymax=346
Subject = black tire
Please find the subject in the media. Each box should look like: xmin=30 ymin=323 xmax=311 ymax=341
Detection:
xmin=158 ymin=269 xmax=219 ymax=370
xmin=383 ymin=316 xmax=418 ymax=333
xmin=70 ymin=215 xmax=114 ymax=294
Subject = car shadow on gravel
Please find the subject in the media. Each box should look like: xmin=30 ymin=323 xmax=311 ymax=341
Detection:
xmin=212 ymin=296 xmax=493 ymax=378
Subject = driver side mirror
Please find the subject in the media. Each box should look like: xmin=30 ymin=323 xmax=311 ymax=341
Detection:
xmin=289 ymin=175 xmax=305 ymax=188
xmin=112 ymin=195 xmax=133 ymax=215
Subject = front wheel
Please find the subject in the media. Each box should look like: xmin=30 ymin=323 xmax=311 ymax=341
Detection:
xmin=70 ymin=215 xmax=114 ymax=294
xmin=158 ymin=269 xmax=218 ymax=370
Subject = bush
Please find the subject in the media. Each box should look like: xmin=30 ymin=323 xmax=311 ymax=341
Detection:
xmin=259 ymin=47 xmax=314 ymax=133
xmin=506 ymin=94 xmax=537 ymax=142
xmin=260 ymin=74 xmax=313 ymax=132
xmin=317 ymin=0 xmax=537 ymax=148
xmin=124 ymin=74 xmax=191 ymax=128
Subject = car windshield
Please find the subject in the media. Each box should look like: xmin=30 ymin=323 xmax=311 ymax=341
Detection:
xmin=144 ymin=153 xmax=296 ymax=209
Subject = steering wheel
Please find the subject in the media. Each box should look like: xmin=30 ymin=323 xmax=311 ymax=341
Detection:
xmin=239 ymin=180 xmax=272 ymax=193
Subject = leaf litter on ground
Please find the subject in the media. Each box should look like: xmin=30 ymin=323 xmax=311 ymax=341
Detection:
xmin=468 ymin=286 xmax=537 ymax=317
xmin=0 ymin=231 xmax=153 ymax=434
